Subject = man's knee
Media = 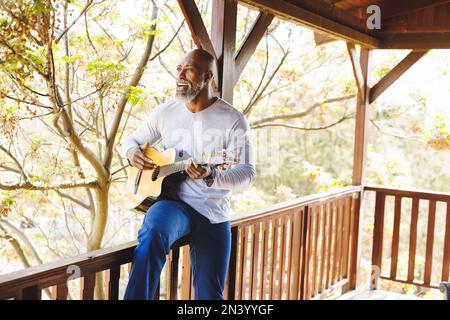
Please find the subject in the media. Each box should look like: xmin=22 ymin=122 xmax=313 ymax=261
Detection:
xmin=137 ymin=223 xmax=171 ymax=253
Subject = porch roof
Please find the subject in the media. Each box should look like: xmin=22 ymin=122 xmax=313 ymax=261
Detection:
xmin=238 ymin=0 xmax=450 ymax=49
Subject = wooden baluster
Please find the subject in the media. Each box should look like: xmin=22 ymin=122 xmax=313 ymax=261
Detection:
xmin=270 ymin=219 xmax=281 ymax=299
xmin=284 ymin=213 xmax=294 ymax=299
xmin=348 ymin=192 xmax=361 ymax=289
xmin=226 ymin=227 xmax=238 ymax=300
xmin=325 ymin=202 xmax=336 ymax=289
xmin=80 ymin=274 xmax=95 ymax=300
xmin=181 ymin=245 xmax=192 ymax=300
xmin=304 ymin=207 xmax=314 ymax=299
xmin=165 ymin=252 xmax=172 ymax=299
xmin=51 ymin=283 xmax=68 ymax=300
xmin=442 ymin=201 xmax=450 ymax=282
xmin=424 ymin=200 xmax=436 ymax=285
xmin=390 ymin=196 xmax=402 ymax=279
xmin=299 ymin=206 xmax=309 ymax=300
xmin=263 ymin=220 xmax=273 ymax=300
xmin=241 ymin=226 xmax=249 ymax=299
xmin=311 ymin=206 xmax=320 ymax=297
xmin=407 ymin=198 xmax=419 ymax=282
xmin=341 ymin=197 xmax=351 ymax=280
xmin=334 ymin=200 xmax=343 ymax=284
xmin=20 ymin=285 xmax=41 ymax=300
xmin=371 ymin=192 xmax=386 ymax=289
xmin=258 ymin=222 xmax=267 ymax=300
xmin=169 ymin=246 xmax=180 ymax=300
xmin=277 ymin=216 xmax=286 ymax=299
xmin=236 ymin=227 xmax=245 ymax=300
xmin=245 ymin=226 xmax=254 ymax=300
xmin=251 ymin=223 xmax=261 ymax=299
xmin=319 ymin=204 xmax=328 ymax=293
xmin=289 ymin=209 xmax=302 ymax=300
xmin=106 ymin=266 xmax=120 ymax=300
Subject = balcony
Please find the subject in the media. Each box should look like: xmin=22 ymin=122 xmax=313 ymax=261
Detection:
xmin=1 ymin=185 xmax=449 ymax=300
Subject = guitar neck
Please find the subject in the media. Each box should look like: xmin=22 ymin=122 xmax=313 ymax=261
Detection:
xmin=158 ymin=160 xmax=206 ymax=177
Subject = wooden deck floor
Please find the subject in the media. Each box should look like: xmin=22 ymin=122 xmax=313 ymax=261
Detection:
xmin=338 ymin=289 xmax=422 ymax=300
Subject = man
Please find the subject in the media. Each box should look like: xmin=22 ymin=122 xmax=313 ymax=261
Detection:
xmin=122 ymin=49 xmax=256 ymax=300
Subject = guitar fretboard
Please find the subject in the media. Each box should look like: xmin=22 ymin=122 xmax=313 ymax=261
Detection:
xmin=158 ymin=160 xmax=189 ymax=178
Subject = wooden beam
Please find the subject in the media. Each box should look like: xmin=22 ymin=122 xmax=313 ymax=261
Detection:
xmin=211 ymin=0 xmax=237 ymax=103
xmin=177 ymin=0 xmax=221 ymax=92
xmin=286 ymin=0 xmax=372 ymax=33
xmin=346 ymin=43 xmax=365 ymax=102
xmin=177 ymin=0 xmax=217 ymax=56
xmin=379 ymin=33 xmax=450 ymax=49
xmin=351 ymin=49 xmax=371 ymax=185
xmin=370 ymin=50 xmax=428 ymax=103
xmin=234 ymin=12 xmax=274 ymax=85
xmin=238 ymin=0 xmax=380 ymax=48
xmin=353 ymin=0 xmax=450 ymax=20
xmin=314 ymin=32 xmax=337 ymax=46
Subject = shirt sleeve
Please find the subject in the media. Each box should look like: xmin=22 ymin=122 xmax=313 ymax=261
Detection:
xmin=121 ymin=106 xmax=162 ymax=157
xmin=207 ymin=115 xmax=256 ymax=191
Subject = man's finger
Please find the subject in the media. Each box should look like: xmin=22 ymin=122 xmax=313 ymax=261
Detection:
xmin=134 ymin=158 xmax=145 ymax=167
xmin=136 ymin=153 xmax=153 ymax=163
xmin=187 ymin=164 xmax=202 ymax=175
xmin=186 ymin=167 xmax=199 ymax=179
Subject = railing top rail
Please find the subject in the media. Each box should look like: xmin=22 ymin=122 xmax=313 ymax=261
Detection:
xmin=0 ymin=235 xmax=190 ymax=295
xmin=364 ymin=184 xmax=450 ymax=201
xmin=230 ymin=185 xmax=362 ymax=226
xmin=0 ymin=185 xmax=362 ymax=295
xmin=0 ymin=241 xmax=136 ymax=295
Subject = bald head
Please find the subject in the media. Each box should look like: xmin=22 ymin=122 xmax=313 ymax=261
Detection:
xmin=183 ymin=48 xmax=215 ymax=73
xmin=175 ymin=48 xmax=216 ymax=102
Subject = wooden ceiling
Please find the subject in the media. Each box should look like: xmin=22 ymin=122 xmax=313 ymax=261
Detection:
xmin=238 ymin=0 xmax=450 ymax=49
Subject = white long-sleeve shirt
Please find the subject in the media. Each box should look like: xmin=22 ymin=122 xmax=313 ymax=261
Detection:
xmin=122 ymin=98 xmax=256 ymax=223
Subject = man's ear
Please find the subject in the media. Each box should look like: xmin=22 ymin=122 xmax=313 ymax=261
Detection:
xmin=205 ymin=70 xmax=213 ymax=82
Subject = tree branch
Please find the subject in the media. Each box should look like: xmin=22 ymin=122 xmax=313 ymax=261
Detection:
xmin=250 ymin=94 xmax=357 ymax=127
xmin=103 ymin=3 xmax=159 ymax=172
xmin=0 ymin=144 xmax=30 ymax=183
xmin=54 ymin=189 xmax=91 ymax=210
xmin=0 ymin=179 xmax=98 ymax=191
xmin=250 ymin=114 xmax=354 ymax=130
xmin=55 ymin=0 xmax=94 ymax=43
xmin=370 ymin=119 xmax=423 ymax=140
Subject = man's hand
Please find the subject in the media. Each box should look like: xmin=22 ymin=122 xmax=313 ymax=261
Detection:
xmin=126 ymin=143 xmax=157 ymax=170
xmin=185 ymin=158 xmax=211 ymax=180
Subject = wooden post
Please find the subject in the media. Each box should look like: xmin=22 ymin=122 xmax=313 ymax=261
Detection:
xmin=350 ymin=47 xmax=371 ymax=186
xmin=211 ymin=0 xmax=237 ymax=103
xmin=347 ymin=45 xmax=371 ymax=291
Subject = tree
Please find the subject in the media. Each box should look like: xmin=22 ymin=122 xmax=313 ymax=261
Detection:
xmin=0 ymin=0 xmax=162 ymax=298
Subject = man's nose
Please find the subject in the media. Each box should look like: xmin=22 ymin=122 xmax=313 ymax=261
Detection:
xmin=178 ymin=68 xmax=186 ymax=79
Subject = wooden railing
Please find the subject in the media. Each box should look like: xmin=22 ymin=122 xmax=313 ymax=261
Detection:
xmin=0 ymin=186 xmax=362 ymax=300
xmin=366 ymin=185 xmax=450 ymax=290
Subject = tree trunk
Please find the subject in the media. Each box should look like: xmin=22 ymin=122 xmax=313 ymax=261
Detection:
xmin=87 ymin=184 xmax=110 ymax=300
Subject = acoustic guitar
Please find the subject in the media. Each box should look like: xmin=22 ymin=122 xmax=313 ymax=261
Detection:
xmin=125 ymin=147 xmax=237 ymax=213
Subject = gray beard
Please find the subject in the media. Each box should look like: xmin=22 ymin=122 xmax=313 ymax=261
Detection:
xmin=175 ymin=80 xmax=206 ymax=103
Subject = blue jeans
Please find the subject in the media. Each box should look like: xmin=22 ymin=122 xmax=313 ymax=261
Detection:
xmin=123 ymin=200 xmax=231 ymax=300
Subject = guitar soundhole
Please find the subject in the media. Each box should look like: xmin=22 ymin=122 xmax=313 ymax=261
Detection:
xmin=151 ymin=167 xmax=160 ymax=181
